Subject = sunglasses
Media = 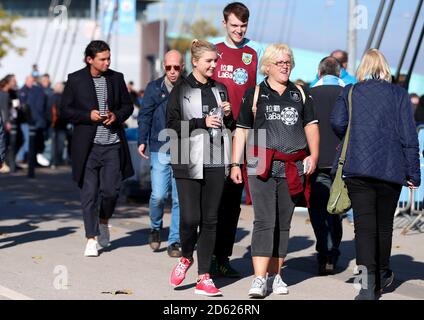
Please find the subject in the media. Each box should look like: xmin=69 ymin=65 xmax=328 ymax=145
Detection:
xmin=165 ymin=65 xmax=181 ymax=72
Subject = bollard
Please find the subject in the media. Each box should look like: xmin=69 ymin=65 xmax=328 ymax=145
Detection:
xmin=28 ymin=124 xmax=36 ymax=178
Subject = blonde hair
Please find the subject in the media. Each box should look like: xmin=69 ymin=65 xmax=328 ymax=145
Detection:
xmin=190 ymin=39 xmax=217 ymax=66
xmin=260 ymin=44 xmax=295 ymax=76
xmin=356 ymin=49 xmax=392 ymax=82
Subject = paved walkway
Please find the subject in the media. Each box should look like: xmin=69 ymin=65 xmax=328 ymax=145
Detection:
xmin=0 ymin=167 xmax=423 ymax=300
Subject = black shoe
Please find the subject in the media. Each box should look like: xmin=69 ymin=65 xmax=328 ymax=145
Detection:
xmin=355 ymin=288 xmax=376 ymax=300
xmin=148 ymin=229 xmax=161 ymax=251
xmin=354 ymin=272 xmax=376 ymax=300
xmin=379 ymin=269 xmax=394 ymax=291
xmin=318 ymin=262 xmax=328 ymax=276
xmin=217 ymin=260 xmax=241 ymax=278
xmin=318 ymin=256 xmax=337 ymax=276
xmin=167 ymin=242 xmax=182 ymax=258
xmin=326 ymin=255 xmax=338 ymax=275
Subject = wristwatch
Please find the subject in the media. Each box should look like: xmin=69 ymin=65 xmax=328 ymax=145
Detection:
xmin=229 ymin=163 xmax=241 ymax=168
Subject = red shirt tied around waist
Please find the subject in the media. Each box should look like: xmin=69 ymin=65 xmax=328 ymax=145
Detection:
xmin=248 ymin=145 xmax=311 ymax=207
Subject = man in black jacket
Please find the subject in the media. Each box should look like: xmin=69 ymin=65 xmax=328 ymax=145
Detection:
xmin=61 ymin=40 xmax=134 ymax=257
xmin=309 ymin=56 xmax=344 ymax=275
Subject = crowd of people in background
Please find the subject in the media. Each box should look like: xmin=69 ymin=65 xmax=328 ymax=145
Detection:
xmin=0 ymin=1 xmax=423 ymax=302
xmin=0 ymin=69 xmax=144 ymax=174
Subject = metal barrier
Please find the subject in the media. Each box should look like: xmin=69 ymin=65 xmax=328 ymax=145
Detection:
xmin=394 ymin=125 xmax=424 ymax=234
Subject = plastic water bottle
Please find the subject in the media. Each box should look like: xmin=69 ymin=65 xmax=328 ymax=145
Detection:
xmin=208 ymin=107 xmax=223 ymax=138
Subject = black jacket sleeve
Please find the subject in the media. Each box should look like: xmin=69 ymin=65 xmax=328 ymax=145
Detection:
xmin=60 ymin=75 xmax=92 ymax=125
xmin=114 ymin=72 xmax=134 ymax=125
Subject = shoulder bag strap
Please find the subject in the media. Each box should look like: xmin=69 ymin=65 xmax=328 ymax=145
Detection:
xmin=339 ymin=85 xmax=354 ymax=165
xmin=295 ymin=84 xmax=306 ymax=104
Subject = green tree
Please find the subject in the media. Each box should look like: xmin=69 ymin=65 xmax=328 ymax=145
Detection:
xmin=0 ymin=7 xmax=26 ymax=61
xmin=170 ymin=19 xmax=219 ymax=55
xmin=190 ymin=19 xmax=219 ymax=39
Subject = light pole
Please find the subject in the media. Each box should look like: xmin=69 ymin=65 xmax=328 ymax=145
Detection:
xmin=347 ymin=0 xmax=357 ymax=75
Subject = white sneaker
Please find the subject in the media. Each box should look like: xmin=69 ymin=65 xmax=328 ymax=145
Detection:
xmin=0 ymin=163 xmax=10 ymax=173
xmin=84 ymin=239 xmax=98 ymax=257
xmin=98 ymin=223 xmax=110 ymax=248
xmin=248 ymin=276 xmax=267 ymax=298
xmin=36 ymin=153 xmax=50 ymax=167
xmin=268 ymin=274 xmax=289 ymax=295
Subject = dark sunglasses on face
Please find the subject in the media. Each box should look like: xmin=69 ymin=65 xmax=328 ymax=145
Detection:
xmin=165 ymin=65 xmax=181 ymax=72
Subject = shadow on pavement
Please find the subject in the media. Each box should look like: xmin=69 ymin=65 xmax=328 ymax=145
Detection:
xmin=0 ymin=226 xmax=78 ymax=249
xmin=385 ymin=254 xmax=424 ymax=292
xmin=0 ymin=221 xmax=39 ymax=234
xmin=287 ymin=236 xmax=315 ymax=255
xmin=102 ymin=227 xmax=167 ymax=252
xmin=234 ymin=228 xmax=250 ymax=244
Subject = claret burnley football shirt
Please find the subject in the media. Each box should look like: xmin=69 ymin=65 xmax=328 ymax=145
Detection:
xmin=211 ymin=38 xmax=264 ymax=120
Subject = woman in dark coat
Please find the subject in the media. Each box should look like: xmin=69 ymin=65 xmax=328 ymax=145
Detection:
xmin=331 ymin=49 xmax=420 ymax=300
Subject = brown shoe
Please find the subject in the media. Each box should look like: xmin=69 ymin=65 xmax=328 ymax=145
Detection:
xmin=167 ymin=242 xmax=182 ymax=258
xmin=148 ymin=230 xmax=161 ymax=251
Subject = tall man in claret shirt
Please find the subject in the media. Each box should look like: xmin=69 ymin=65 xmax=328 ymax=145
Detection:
xmin=210 ymin=2 xmax=264 ymax=277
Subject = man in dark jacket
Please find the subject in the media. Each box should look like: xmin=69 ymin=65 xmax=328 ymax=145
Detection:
xmin=137 ymin=49 xmax=184 ymax=257
xmin=309 ymin=56 xmax=344 ymax=275
xmin=61 ymin=40 xmax=134 ymax=257
xmin=19 ymin=75 xmax=49 ymax=166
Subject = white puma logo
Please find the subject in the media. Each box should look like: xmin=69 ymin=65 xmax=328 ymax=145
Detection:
xmin=184 ymin=95 xmax=191 ymax=103
xmin=217 ymin=52 xmax=223 ymax=59
xmin=261 ymin=94 xmax=270 ymax=99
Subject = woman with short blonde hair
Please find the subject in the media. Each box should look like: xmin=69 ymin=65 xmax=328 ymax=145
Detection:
xmin=259 ymin=44 xmax=295 ymax=76
xmin=331 ymin=49 xmax=420 ymax=300
xmin=231 ymin=43 xmax=319 ymax=298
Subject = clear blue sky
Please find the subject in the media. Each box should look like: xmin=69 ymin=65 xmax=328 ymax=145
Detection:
xmin=147 ymin=0 xmax=424 ymax=74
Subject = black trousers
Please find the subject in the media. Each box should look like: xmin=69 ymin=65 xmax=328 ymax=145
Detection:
xmin=345 ymin=177 xmax=402 ymax=273
xmin=308 ymin=170 xmax=343 ymax=263
xmin=214 ymin=176 xmax=244 ymax=262
xmin=175 ymin=167 xmax=225 ymax=274
xmin=80 ymin=143 xmax=121 ymax=238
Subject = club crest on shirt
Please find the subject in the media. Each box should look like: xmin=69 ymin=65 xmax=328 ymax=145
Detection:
xmin=242 ymin=53 xmax=253 ymax=65
xmin=233 ymin=68 xmax=249 ymax=85
xmin=281 ymin=107 xmax=299 ymax=126
xmin=290 ymin=91 xmax=301 ymax=102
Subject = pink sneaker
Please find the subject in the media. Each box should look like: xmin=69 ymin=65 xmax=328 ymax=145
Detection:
xmin=170 ymin=257 xmax=193 ymax=287
xmin=194 ymin=273 xmax=222 ymax=296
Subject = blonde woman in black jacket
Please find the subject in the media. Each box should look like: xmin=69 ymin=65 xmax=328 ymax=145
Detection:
xmin=167 ymin=39 xmax=234 ymax=297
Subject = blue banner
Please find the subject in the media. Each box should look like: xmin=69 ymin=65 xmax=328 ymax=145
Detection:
xmin=119 ymin=0 xmax=136 ymax=35
xmin=100 ymin=0 xmax=115 ymax=37
xmin=101 ymin=0 xmax=136 ymax=37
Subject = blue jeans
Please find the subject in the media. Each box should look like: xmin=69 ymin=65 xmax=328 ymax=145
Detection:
xmin=149 ymin=152 xmax=180 ymax=245
xmin=16 ymin=123 xmax=29 ymax=161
